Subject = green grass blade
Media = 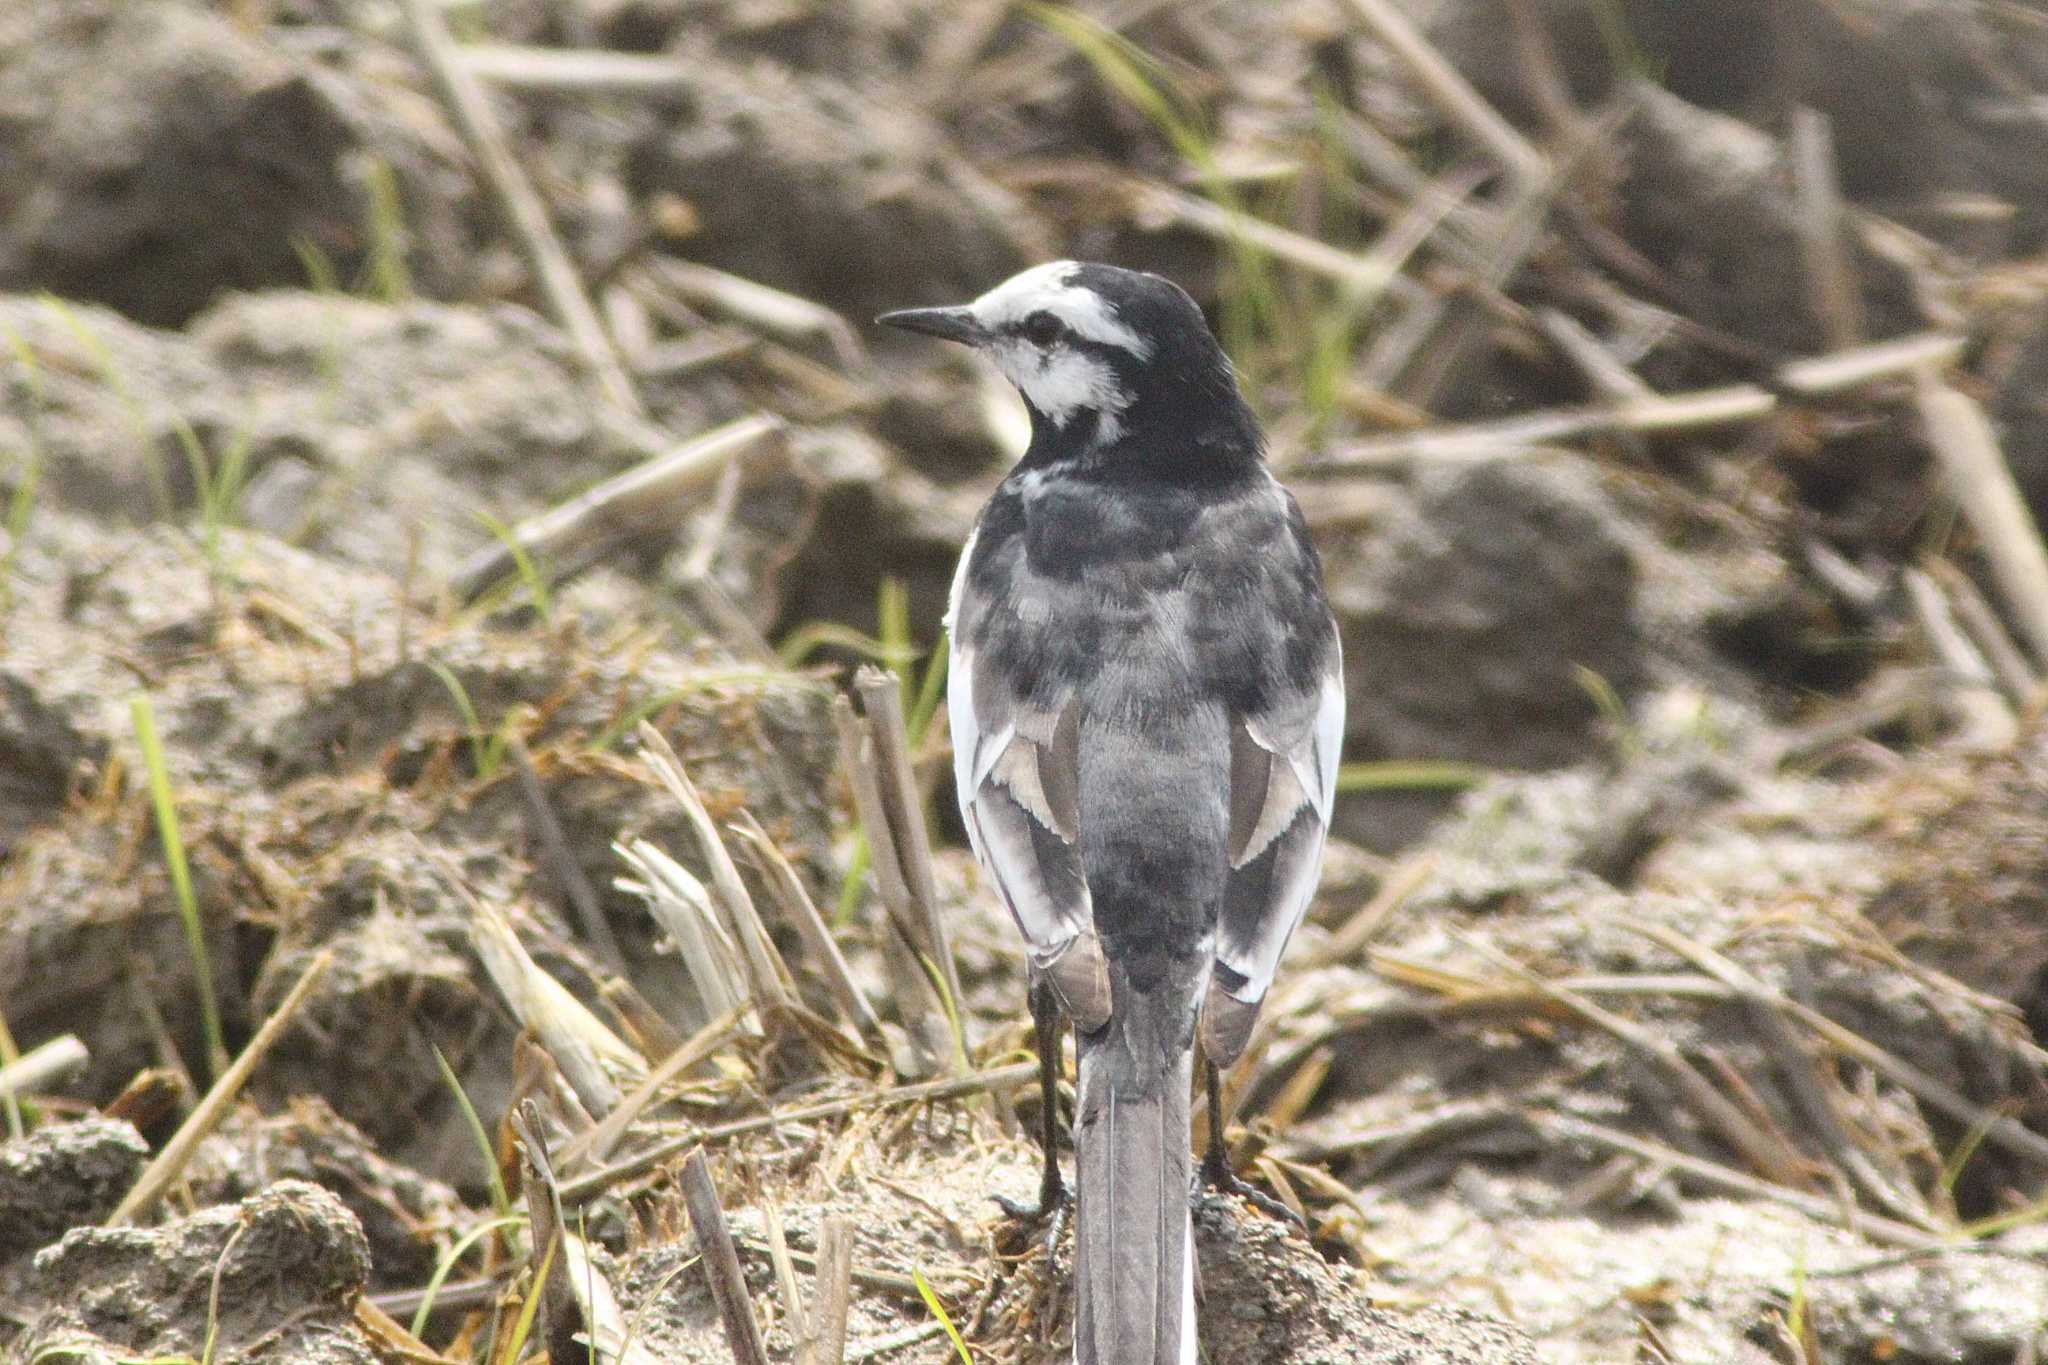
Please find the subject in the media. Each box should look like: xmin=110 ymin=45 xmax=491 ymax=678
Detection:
xmin=1028 ymin=5 xmax=1289 ymax=372
xmin=475 ymin=511 xmax=551 ymax=623
xmin=411 ymin=1213 xmax=525 ymax=1339
xmin=496 ymin=1232 xmax=557 ymax=1365
xmin=426 ymin=661 xmax=496 ymax=780
xmin=876 ymin=576 xmax=912 ymax=669
xmin=907 ymin=631 xmax=950 ymax=750
xmin=130 ymin=694 xmax=227 ymax=1083
xmin=360 ymin=155 xmax=414 ymax=303
xmin=1334 ymin=759 xmax=1485 ymax=793
xmin=777 ymin=620 xmax=915 ymax=670
xmin=433 ymin=1044 xmax=512 ymax=1220
xmin=917 ymin=951 xmax=970 ymax=1076
xmin=913 ymin=1266 xmax=974 ymax=1365
xmin=833 ymin=830 xmax=870 ymax=928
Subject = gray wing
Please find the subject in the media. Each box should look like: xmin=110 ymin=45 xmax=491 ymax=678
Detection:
xmin=1199 ymin=634 xmax=1345 ymax=1067
xmin=945 ymin=528 xmax=1112 ymax=1029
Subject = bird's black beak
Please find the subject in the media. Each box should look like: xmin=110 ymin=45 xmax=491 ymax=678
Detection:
xmin=875 ymin=306 xmax=987 ymax=346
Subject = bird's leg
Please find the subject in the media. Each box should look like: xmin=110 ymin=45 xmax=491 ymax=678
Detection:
xmin=1198 ymin=1059 xmax=1307 ymax=1232
xmin=993 ymin=978 xmax=1071 ymax=1261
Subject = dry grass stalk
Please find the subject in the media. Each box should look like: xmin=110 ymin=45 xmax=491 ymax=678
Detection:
xmin=1763 ymin=666 xmax=1964 ymax=770
xmin=509 ymin=735 xmax=625 ymax=974
xmin=1502 ymin=0 xmax=1582 ymax=141
xmin=353 ymin=1296 xmax=463 ymax=1365
xmin=1307 ymin=331 xmax=1968 ymax=471
xmin=1735 ymin=987 xmax=1943 ymax=1232
xmin=851 ymin=668 xmax=962 ymax=1027
xmin=453 ymin=413 xmax=784 ymax=601
xmin=511 ymin=1101 xmax=575 ymax=1358
xmin=1458 ymin=933 xmax=1812 ymax=1185
xmin=1780 ymin=331 xmax=1967 ymax=391
xmin=1790 ymin=106 xmax=1865 ymax=350
xmin=1536 ymin=308 xmax=1653 ymax=401
xmin=846 ymin=1321 xmax=950 ymax=1363
xmin=763 ymin=1203 xmax=810 ymax=1350
xmin=830 ymin=692 xmax=957 ymax=1068
xmin=1311 ymin=853 xmax=1437 ymax=968
xmin=1361 ymin=159 xmax=1494 ymax=291
xmin=0 ymin=1033 xmax=87 ymax=1101
xmin=1929 ymin=557 xmax=2041 ymax=702
xmin=108 ymin=950 xmax=331 ymax=1225
xmin=1278 ymin=1097 xmax=1526 ymax=1168
xmin=561 ymin=1231 xmax=667 ymax=1365
xmin=369 ymin=1275 xmax=500 ymax=1324
xmin=1902 ymin=567 xmax=2017 ymax=748
xmin=450 ymin=854 xmax=642 ymax=1118
xmin=730 ymin=1231 xmax=968 ymax=1301
xmin=126 ymin=964 xmax=198 ymax=1109
xmin=597 ymin=975 xmax=688 ymax=1069
xmin=1534 ymin=1112 xmax=1941 ymax=1250
xmin=963 ymin=0 xmax=1187 ymax=111
xmin=1134 ymin=183 xmax=1429 ymax=308
xmin=557 ymin=1059 xmax=1039 ymax=1204
xmin=561 ymin=1002 xmax=752 ymax=1169
xmin=616 ymin=836 xmax=754 ymax=1028
xmin=1339 ymin=0 xmax=1547 ymax=185
xmin=804 ymin=1216 xmax=855 ymax=1365
xmin=398 ymin=0 xmax=642 ymax=417
xmin=1915 ymin=373 xmax=2048 ymax=666
xmin=460 ymin=42 xmax=695 ymax=93
xmin=640 ymin=258 xmax=866 ymax=371
xmin=1625 ymin=918 xmax=2048 ymax=1170
xmin=917 ymin=0 xmax=1013 ymax=96
xmin=731 ymin=811 xmax=884 ymax=1040
xmin=1363 ymin=98 xmax=1627 ymax=404
xmin=679 ymin=1148 xmax=773 ymax=1365
xmin=635 ymin=723 xmax=796 ymax=1010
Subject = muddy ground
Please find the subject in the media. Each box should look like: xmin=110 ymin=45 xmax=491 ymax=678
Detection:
xmin=7 ymin=0 xmax=2048 ymax=1362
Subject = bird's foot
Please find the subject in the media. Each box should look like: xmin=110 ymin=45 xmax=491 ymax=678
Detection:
xmin=992 ymin=1175 xmax=1071 ymax=1272
xmin=1198 ymin=1147 xmax=1308 ymax=1234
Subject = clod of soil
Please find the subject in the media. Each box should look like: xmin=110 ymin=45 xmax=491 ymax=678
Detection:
xmin=0 ymin=1116 xmax=148 ymax=1265
xmin=19 ymin=1180 xmax=374 ymax=1365
xmin=1323 ymin=452 xmax=1643 ymax=772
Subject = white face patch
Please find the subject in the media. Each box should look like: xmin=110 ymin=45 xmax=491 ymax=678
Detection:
xmin=987 ymin=336 xmax=1129 ymax=440
xmin=964 ymin=261 xmax=1150 ymax=440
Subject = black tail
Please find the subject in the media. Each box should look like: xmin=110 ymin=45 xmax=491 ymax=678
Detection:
xmin=1072 ymin=992 xmax=1196 ymax=1365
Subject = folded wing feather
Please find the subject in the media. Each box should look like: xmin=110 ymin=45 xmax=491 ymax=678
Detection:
xmin=1202 ymin=652 xmax=1344 ymax=1066
xmin=949 ymin=616 xmax=1111 ymax=1030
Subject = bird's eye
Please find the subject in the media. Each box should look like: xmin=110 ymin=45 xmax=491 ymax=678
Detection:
xmin=1021 ymin=311 xmax=1063 ymax=348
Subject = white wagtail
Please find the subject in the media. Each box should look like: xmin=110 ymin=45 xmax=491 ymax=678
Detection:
xmin=879 ymin=262 xmax=1344 ymax=1365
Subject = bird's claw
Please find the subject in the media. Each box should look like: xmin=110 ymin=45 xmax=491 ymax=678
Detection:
xmin=992 ymin=1177 xmax=1071 ymax=1272
xmin=1198 ymin=1149 xmax=1308 ymax=1234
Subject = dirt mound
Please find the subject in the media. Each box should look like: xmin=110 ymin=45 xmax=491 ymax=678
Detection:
xmin=0 ymin=1 xmax=476 ymax=326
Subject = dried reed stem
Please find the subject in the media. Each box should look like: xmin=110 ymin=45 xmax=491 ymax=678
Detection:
xmin=399 ymin=0 xmax=641 ymax=416
xmin=109 ymin=950 xmax=331 ymax=1225
xmin=679 ymin=1149 xmax=772 ymax=1365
